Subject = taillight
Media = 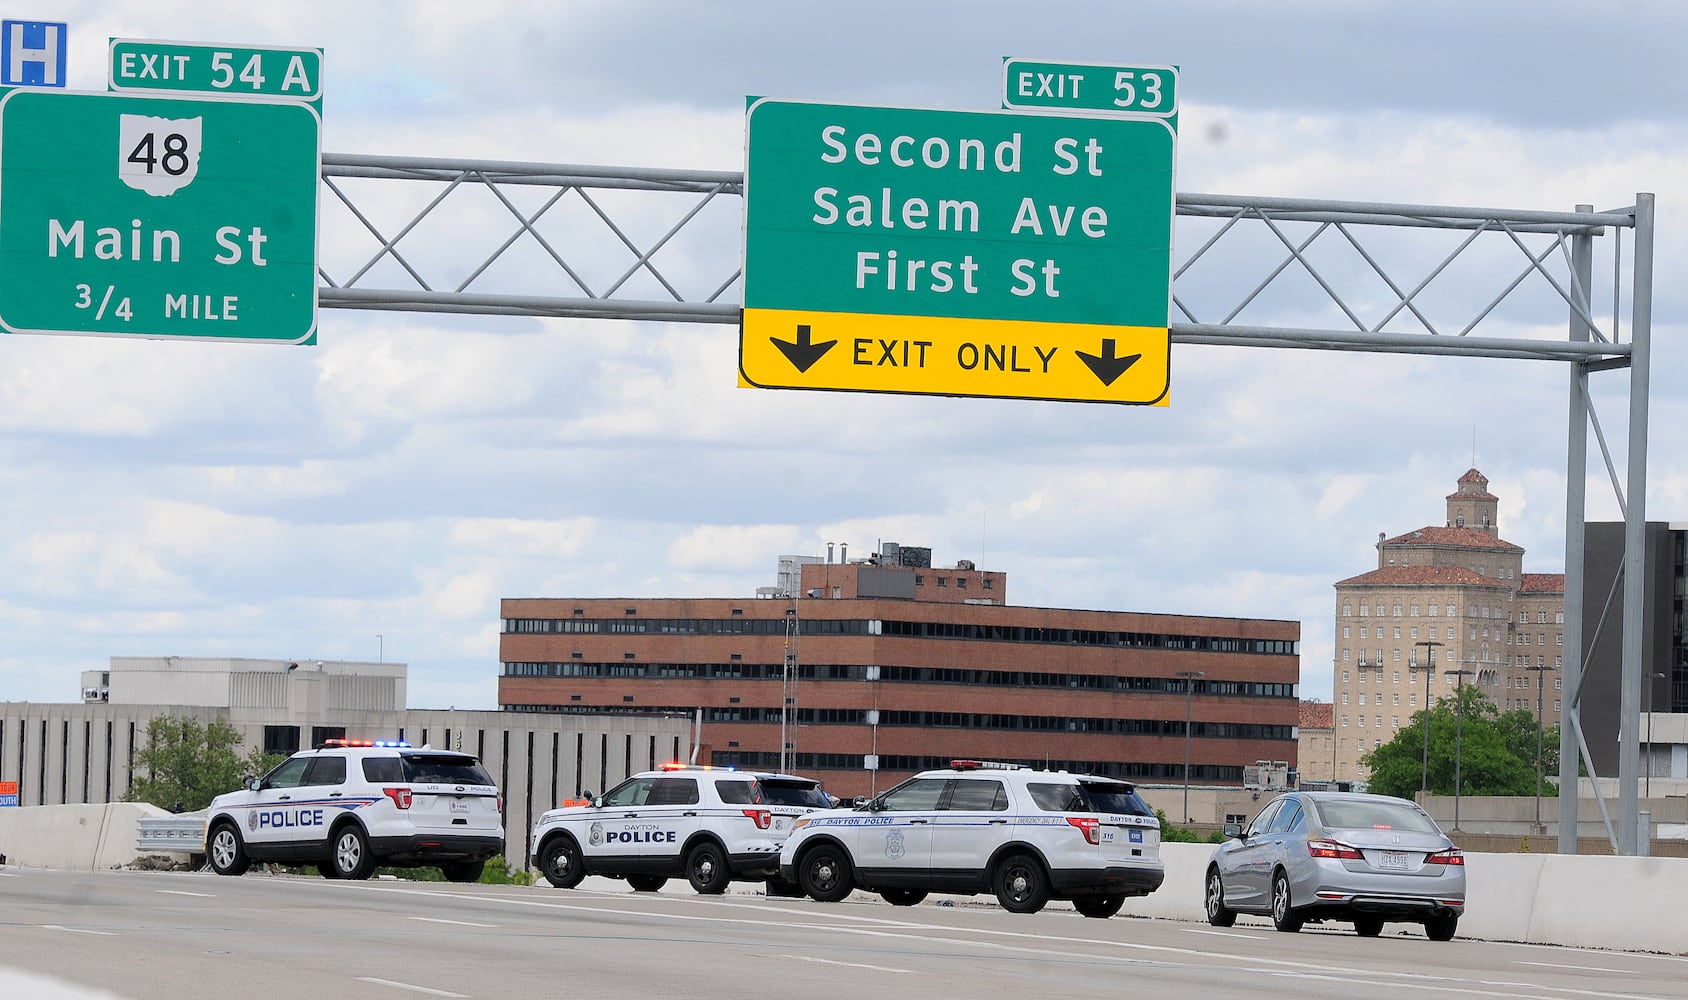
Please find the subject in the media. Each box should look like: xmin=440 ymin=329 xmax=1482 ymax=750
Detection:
xmin=742 ymin=809 xmax=772 ymax=830
xmin=497 ymin=795 xmax=504 ymax=815
xmin=1425 ymin=848 xmax=1465 ymax=866
xmin=382 ymin=787 xmax=412 ymax=809
xmin=1307 ymin=839 xmax=1362 ymax=860
xmin=1066 ymin=816 xmax=1101 ymax=845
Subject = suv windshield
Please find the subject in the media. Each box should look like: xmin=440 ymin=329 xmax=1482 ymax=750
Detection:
xmin=757 ymin=778 xmax=831 ymax=808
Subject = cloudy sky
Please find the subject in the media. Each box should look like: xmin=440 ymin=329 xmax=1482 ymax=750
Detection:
xmin=7 ymin=1 xmax=1686 ymax=712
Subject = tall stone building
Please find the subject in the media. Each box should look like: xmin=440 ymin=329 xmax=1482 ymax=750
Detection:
xmin=1332 ymin=470 xmax=1565 ymax=784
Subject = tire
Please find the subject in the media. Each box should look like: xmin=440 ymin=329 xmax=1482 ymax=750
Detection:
xmin=627 ymin=875 xmax=668 ymax=893
xmin=880 ymin=889 xmax=928 ymax=907
xmin=1270 ymin=871 xmax=1303 ymax=933
xmin=539 ymin=836 xmax=586 ymax=889
xmin=442 ymin=860 xmax=485 ymax=884
xmin=206 ymin=823 xmax=250 ymax=877
xmin=329 ymin=824 xmax=377 ymax=880
xmin=1073 ymin=894 xmax=1125 ymax=919
xmin=993 ymin=854 xmax=1049 ymax=914
xmin=1425 ymin=914 xmax=1459 ymax=942
xmin=1354 ymin=916 xmax=1384 ymax=937
xmin=797 ymin=844 xmax=854 ymax=903
xmin=1205 ymin=868 xmax=1237 ymax=927
xmin=685 ymin=842 xmax=731 ymax=895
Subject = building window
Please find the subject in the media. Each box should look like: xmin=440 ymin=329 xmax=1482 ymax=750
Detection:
xmin=982 ymin=578 xmax=992 ymax=589
xmin=1342 ymin=649 xmax=1350 ymax=661
xmin=1392 ymin=693 xmax=1399 ymax=705
xmin=1360 ymin=627 xmax=1368 ymax=639
xmin=1342 ymin=670 xmax=1350 ymax=682
xmin=1393 ymin=626 xmax=1402 ymax=639
xmin=1342 ymin=693 xmax=1349 ymax=704
xmin=1341 ymin=716 xmax=1349 ymax=726
xmin=1375 ymin=604 xmax=1385 ymax=617
xmin=1359 ymin=605 xmax=1369 ymax=617
xmin=915 ymin=575 xmax=924 ymax=585
xmin=1358 ymin=694 xmax=1366 ymax=705
xmin=1392 ymin=604 xmax=1403 ymax=617
xmin=1429 ymin=604 xmax=1439 ymax=617
xmin=957 ymin=578 xmax=967 ymax=589
xmin=1393 ymin=649 xmax=1401 ymax=661
xmin=1392 ymin=671 xmax=1400 ymax=683
xmin=1410 ymin=605 xmax=1420 ymax=617
xmin=1343 ymin=626 xmax=1351 ymax=639
xmin=1446 ymin=604 xmax=1456 ymax=617
xmin=937 ymin=578 xmax=947 ymax=587
xmin=1342 ymin=602 xmax=1353 ymax=616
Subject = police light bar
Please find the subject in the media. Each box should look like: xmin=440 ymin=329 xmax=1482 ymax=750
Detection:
xmin=950 ymin=759 xmax=1025 ymax=771
xmin=660 ymin=761 xmax=734 ymax=771
xmin=320 ymin=738 xmax=410 ymax=748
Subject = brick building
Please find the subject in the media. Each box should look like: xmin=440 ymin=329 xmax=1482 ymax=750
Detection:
xmin=499 ymin=545 xmax=1302 ymax=799
xmin=1332 ymin=470 xmax=1565 ymax=783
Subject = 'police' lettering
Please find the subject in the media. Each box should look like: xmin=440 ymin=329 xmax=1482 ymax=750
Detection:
xmin=610 ymin=830 xmax=675 ymax=843
xmin=256 ymin=807 xmax=325 ymax=829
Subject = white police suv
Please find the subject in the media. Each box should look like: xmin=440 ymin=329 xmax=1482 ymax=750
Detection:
xmin=203 ymin=739 xmax=504 ymax=882
xmin=531 ymin=764 xmax=832 ymax=894
xmin=778 ymin=760 xmax=1164 ymax=916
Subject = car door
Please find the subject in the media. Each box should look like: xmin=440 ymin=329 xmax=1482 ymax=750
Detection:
xmin=241 ymin=755 xmax=312 ymax=855
xmin=857 ymin=776 xmax=945 ymax=885
xmin=928 ymin=777 xmax=1009 ymax=885
xmin=1222 ymin=798 xmax=1284 ymax=908
xmin=586 ymin=775 xmax=696 ymax=871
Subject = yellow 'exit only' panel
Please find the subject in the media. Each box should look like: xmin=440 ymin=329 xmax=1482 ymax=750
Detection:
xmin=739 ymin=308 xmax=1169 ymax=405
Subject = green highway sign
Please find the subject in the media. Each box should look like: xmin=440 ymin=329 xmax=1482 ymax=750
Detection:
xmin=740 ymin=99 xmax=1175 ymax=404
xmin=0 ymin=88 xmax=320 ymax=343
xmin=109 ymin=39 xmax=322 ymax=103
xmin=1002 ymin=59 xmax=1178 ymax=118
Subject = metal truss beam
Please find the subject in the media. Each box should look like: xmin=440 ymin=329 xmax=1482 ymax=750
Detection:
xmin=316 ymin=154 xmax=1652 ymax=853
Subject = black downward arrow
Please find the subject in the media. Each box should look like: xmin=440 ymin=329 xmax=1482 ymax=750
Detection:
xmin=1076 ymin=338 xmax=1142 ymax=387
xmin=771 ymin=323 xmax=837 ymax=373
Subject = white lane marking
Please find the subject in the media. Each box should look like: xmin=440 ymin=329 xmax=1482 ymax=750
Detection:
xmin=1183 ymin=928 xmax=1268 ymax=940
xmin=355 ymin=977 xmax=468 ymax=998
xmin=783 ymin=954 xmax=914 ymax=974
xmin=157 ymin=889 xmax=214 ymax=898
xmin=409 ymin=916 xmax=497 ymax=928
xmin=41 ymin=925 xmax=116 ymax=936
xmin=1514 ymin=961 xmax=1638 ymax=975
xmin=0 ymin=872 xmax=19 ymax=878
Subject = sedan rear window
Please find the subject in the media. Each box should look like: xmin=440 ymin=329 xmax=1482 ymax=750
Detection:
xmin=1313 ymin=798 xmax=1440 ymax=833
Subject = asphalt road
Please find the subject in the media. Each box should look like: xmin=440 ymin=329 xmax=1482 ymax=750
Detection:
xmin=0 ymin=868 xmax=1683 ymax=999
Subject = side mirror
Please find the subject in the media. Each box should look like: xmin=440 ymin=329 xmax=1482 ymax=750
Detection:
xmin=243 ymin=775 xmax=260 ymax=792
xmin=1223 ymin=823 xmax=1244 ymax=840
xmin=850 ymin=795 xmax=870 ymax=809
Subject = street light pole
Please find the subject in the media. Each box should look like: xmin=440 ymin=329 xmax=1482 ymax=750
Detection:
xmin=1445 ymin=667 xmax=1475 ymax=831
xmin=1526 ymin=662 xmax=1556 ymax=832
xmin=1411 ymin=641 xmax=1444 ymax=801
xmin=1176 ymin=670 xmax=1205 ymax=824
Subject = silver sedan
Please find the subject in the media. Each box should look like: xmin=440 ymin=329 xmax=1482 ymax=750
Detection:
xmin=1204 ymin=791 xmax=1465 ymax=940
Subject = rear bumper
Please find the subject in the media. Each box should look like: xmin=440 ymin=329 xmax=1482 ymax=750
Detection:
xmin=1304 ymin=890 xmax=1464 ymax=919
xmin=369 ymin=833 xmax=505 ymax=865
xmin=1049 ymin=863 xmax=1165 ymax=898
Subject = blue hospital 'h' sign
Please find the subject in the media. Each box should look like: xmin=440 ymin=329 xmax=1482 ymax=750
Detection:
xmin=2 ymin=21 xmax=67 ymax=87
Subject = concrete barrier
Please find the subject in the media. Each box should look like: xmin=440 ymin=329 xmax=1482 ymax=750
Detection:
xmin=4 ymin=807 xmax=1686 ymax=954
xmin=0 ymin=802 xmax=171 ymax=870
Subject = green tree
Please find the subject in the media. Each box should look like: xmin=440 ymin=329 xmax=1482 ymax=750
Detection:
xmin=1361 ymin=685 xmax=1555 ymax=800
xmin=123 ymin=715 xmax=279 ymax=812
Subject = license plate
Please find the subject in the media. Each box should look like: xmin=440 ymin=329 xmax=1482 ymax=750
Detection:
xmin=449 ymin=799 xmax=469 ymax=815
xmin=1378 ymin=850 xmax=1409 ymax=870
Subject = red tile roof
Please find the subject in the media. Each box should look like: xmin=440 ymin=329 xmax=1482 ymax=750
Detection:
xmin=1335 ymin=565 xmax=1510 ymax=588
xmin=1447 ymin=468 xmax=1499 ymax=501
xmin=1520 ymin=573 xmax=1565 ymax=594
xmin=1382 ymin=526 xmax=1522 ymax=552
xmin=1458 ymin=468 xmax=1488 ymax=485
xmin=1300 ymin=701 xmax=1334 ymax=729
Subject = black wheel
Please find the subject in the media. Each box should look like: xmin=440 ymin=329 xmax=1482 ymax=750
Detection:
xmin=1354 ymin=915 xmax=1384 ymax=937
xmin=442 ymin=860 xmax=485 ymax=884
xmin=797 ymin=844 xmax=854 ymax=903
xmin=316 ymin=862 xmax=337 ymax=880
xmin=329 ymin=824 xmax=377 ymax=880
xmin=1205 ymin=868 xmax=1237 ymax=927
xmin=1425 ymin=914 xmax=1459 ymax=941
xmin=206 ymin=823 xmax=249 ymax=877
xmin=880 ymin=889 xmax=928 ymax=906
xmin=993 ymin=854 xmax=1049 ymax=914
xmin=686 ymin=842 xmax=731 ymax=894
xmin=539 ymin=836 xmax=585 ymax=889
xmin=627 ymin=875 xmax=668 ymax=892
xmin=1073 ymin=894 xmax=1125 ymax=919
xmin=1270 ymin=871 xmax=1303 ymax=933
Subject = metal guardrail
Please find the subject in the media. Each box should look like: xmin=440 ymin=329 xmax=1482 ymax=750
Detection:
xmin=135 ymin=813 xmax=205 ymax=855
